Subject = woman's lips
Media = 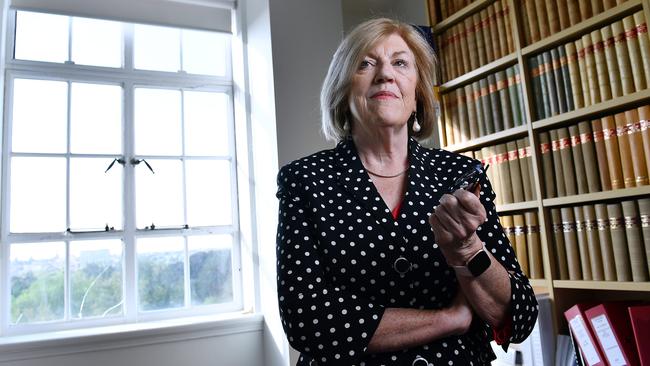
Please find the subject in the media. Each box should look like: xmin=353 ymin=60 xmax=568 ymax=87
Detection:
xmin=370 ymin=91 xmax=398 ymax=99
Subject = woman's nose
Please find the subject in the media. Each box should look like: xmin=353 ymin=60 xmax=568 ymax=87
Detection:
xmin=374 ymin=62 xmax=395 ymax=83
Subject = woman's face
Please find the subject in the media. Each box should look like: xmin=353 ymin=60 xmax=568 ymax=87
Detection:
xmin=348 ymin=33 xmax=418 ymax=132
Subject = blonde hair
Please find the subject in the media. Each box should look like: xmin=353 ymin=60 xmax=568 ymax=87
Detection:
xmin=320 ymin=18 xmax=438 ymax=142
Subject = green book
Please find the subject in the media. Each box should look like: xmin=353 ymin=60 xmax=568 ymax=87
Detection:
xmin=529 ymin=57 xmax=545 ymax=120
xmin=558 ymin=46 xmax=575 ymax=112
xmin=487 ymin=73 xmax=503 ymax=132
xmin=471 ymin=81 xmax=486 ymax=136
xmin=479 ymin=77 xmax=494 ymax=135
xmin=542 ymin=51 xmax=559 ymax=116
xmin=496 ymin=70 xmax=513 ymax=130
xmin=506 ymin=67 xmax=522 ymax=126
xmin=551 ymin=47 xmax=568 ymax=114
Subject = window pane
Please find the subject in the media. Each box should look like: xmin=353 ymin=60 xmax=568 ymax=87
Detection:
xmin=135 ymin=159 xmax=184 ymax=228
xmin=70 ymin=240 xmax=123 ymax=319
xmin=71 ymin=83 xmax=122 ymax=154
xmin=134 ymin=24 xmax=180 ymax=72
xmin=185 ymin=160 xmax=232 ymax=226
xmin=182 ymin=30 xmax=229 ymax=76
xmin=10 ymin=242 xmax=65 ymax=324
xmin=137 ymin=237 xmax=184 ymax=311
xmin=12 ymin=79 xmax=68 ymax=153
xmin=70 ymin=158 xmax=122 ymax=231
xmin=134 ymin=88 xmax=181 ymax=155
xmin=184 ymin=91 xmax=229 ymax=156
xmin=15 ymin=11 xmax=68 ymax=63
xmin=189 ymin=235 xmax=233 ymax=306
xmin=71 ymin=17 xmax=122 ymax=68
xmin=10 ymin=157 xmax=66 ymax=233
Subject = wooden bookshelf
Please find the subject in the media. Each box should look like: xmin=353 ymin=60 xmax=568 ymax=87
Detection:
xmin=543 ymin=186 xmax=650 ymax=207
xmin=445 ymin=124 xmax=527 ymax=152
xmin=440 ymin=53 xmax=518 ymax=92
xmin=554 ymin=280 xmax=650 ymax=291
xmin=496 ymin=200 xmax=539 ymax=213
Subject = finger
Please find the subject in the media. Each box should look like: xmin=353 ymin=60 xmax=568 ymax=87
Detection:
xmin=428 ymin=213 xmax=454 ymax=244
xmin=453 ymin=189 xmax=485 ymax=216
xmin=433 ymin=207 xmax=467 ymax=239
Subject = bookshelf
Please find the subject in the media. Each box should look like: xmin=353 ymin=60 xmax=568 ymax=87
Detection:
xmin=428 ymin=0 xmax=650 ymax=337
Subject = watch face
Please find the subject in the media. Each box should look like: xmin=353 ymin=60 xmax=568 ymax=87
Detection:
xmin=468 ymin=250 xmax=491 ymax=277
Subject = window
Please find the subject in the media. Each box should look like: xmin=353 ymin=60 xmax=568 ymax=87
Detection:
xmin=2 ymin=10 xmax=240 ymax=335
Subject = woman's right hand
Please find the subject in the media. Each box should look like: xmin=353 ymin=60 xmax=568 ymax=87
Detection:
xmin=448 ymin=289 xmax=473 ymax=335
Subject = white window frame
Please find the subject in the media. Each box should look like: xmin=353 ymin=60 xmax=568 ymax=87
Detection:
xmin=0 ymin=8 xmax=247 ymax=337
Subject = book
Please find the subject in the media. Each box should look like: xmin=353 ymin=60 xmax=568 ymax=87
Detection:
xmin=506 ymin=67 xmax=522 ymax=127
xmin=488 ymin=73 xmax=503 ymax=132
xmin=607 ymin=202 xmax=633 ymax=281
xmin=559 ymin=127 xmax=578 ymax=195
xmin=474 ymin=13 xmax=487 ymax=67
xmin=465 ymin=16 xmax=479 ymax=71
xmin=556 ymin=334 xmax=578 ymax=366
xmin=500 ymin=1 xmax=514 ymax=53
xmin=585 ymin=302 xmax=641 ymax=366
xmin=523 ymin=294 xmax=555 ymax=366
xmin=557 ymin=0 xmax=570 ymax=30
xmin=600 ymin=24 xmax=623 ymax=98
xmin=628 ymin=305 xmax=650 ymax=366
xmin=569 ymin=124 xmax=589 ymax=194
xmin=574 ymin=205 xmax=593 ymax=280
xmin=576 ymin=38 xmax=593 ymax=107
xmin=639 ymin=197 xmax=650 ymax=275
xmin=507 ymin=140 xmax=525 ymax=202
xmin=524 ymin=0 xmax=540 ymax=43
xmin=583 ymin=204 xmax=605 ymax=280
xmin=633 ymin=11 xmax=650 ymax=88
xmin=558 ymin=46 xmax=575 ymax=111
xmin=564 ymin=303 xmax=607 ymax=366
xmin=458 ymin=23 xmax=471 ymax=76
xmin=501 ymin=214 xmax=517 ymax=252
xmin=582 ymin=32 xmax=601 ymax=105
xmin=550 ymin=129 xmax=567 ymax=196
xmin=517 ymin=137 xmax=535 ymax=201
xmin=612 ymin=20 xmax=635 ymax=95
xmin=465 ymin=84 xmax=480 ymax=140
xmin=614 ymin=112 xmax=637 ymax=188
xmin=491 ymin=4 xmax=504 ymax=61
xmin=578 ymin=121 xmax=601 ymax=193
xmin=602 ymin=115 xmax=624 ymax=189
xmin=624 ymin=108 xmax=649 ymax=186
xmin=539 ymin=131 xmax=556 ymax=198
xmin=565 ymin=42 xmax=585 ymax=109
xmin=479 ymin=77 xmax=494 ymax=135
xmin=529 ymin=56 xmax=546 ymax=120
xmin=590 ymin=29 xmax=612 ymax=102
xmin=496 ymin=143 xmax=514 ymax=203
xmin=551 ymin=208 xmax=570 ymax=279
xmin=525 ymin=211 xmax=543 ymax=279
xmin=514 ymin=213 xmax=529 ymax=276
xmin=561 ymin=206 xmax=582 ymax=280
xmin=567 ymin=0 xmax=581 ymax=26
xmin=472 ymin=81 xmax=486 ymax=136
xmin=514 ymin=67 xmax=526 ymax=125
xmin=621 ymin=200 xmax=649 ymax=282
xmin=482 ymin=7 xmax=495 ymax=62
xmin=496 ymin=70 xmax=513 ymax=130
xmin=590 ymin=0 xmax=603 ymax=16
xmin=578 ymin=0 xmax=593 ymax=21
xmin=622 ymin=15 xmax=646 ymax=92
xmin=595 ymin=203 xmax=617 ymax=281
xmin=456 ymin=88 xmax=470 ymax=143
xmin=535 ymin=0 xmax=550 ymax=39
xmin=551 ymin=47 xmax=568 ymax=113
xmin=545 ymin=0 xmax=561 ymax=34
xmin=591 ymin=118 xmax=612 ymax=191
xmin=542 ymin=51 xmax=560 ymax=116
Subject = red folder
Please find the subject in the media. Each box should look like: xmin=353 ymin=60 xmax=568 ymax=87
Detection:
xmin=628 ymin=305 xmax=650 ymax=366
xmin=564 ymin=303 xmax=606 ymax=366
xmin=585 ymin=303 xmax=640 ymax=366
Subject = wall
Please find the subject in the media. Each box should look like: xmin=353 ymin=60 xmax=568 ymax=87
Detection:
xmin=340 ymin=0 xmax=430 ymax=32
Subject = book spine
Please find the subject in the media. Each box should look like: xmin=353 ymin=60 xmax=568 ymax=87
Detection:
xmin=559 ymin=127 xmax=578 ymax=195
xmin=529 ymin=57 xmax=546 ymax=120
xmin=542 ymin=51 xmax=560 ymax=116
xmin=614 ymin=112 xmax=636 ymax=188
xmin=612 ymin=20 xmax=635 ymax=95
xmin=497 ymin=70 xmax=513 ymax=130
xmin=557 ymin=0 xmax=570 ymax=30
xmin=526 ymin=211 xmax=544 ymax=279
xmin=552 ymin=47 xmax=568 ymax=113
xmin=578 ymin=0 xmax=592 ymax=21
xmin=514 ymin=214 xmax=529 ymax=276
xmin=622 ymin=15 xmax=647 ymax=91
xmin=465 ymin=84 xmax=479 ymax=140
xmin=524 ymin=0 xmax=540 ymax=43
xmin=458 ymin=23 xmax=471 ymax=76
xmin=591 ymin=29 xmax=612 ymax=102
xmin=582 ymin=33 xmax=602 ymax=105
xmin=490 ymin=4 xmax=503 ymax=61
xmin=534 ymin=0 xmax=550 ymax=39
xmin=602 ymin=0 xmax=616 ymax=9
xmin=565 ymin=42 xmax=585 ymax=109
xmin=465 ymin=17 xmax=479 ymax=71
xmin=496 ymin=1 xmax=509 ymax=57
xmin=637 ymin=197 xmax=650 ymax=276
xmin=639 ymin=105 xmax=650 ymax=177
xmin=439 ymin=0 xmax=448 ymax=20
xmin=481 ymin=8 xmax=495 ymax=62
xmin=500 ymin=1 xmax=514 ymax=53
xmin=545 ymin=0 xmax=561 ymax=34
xmin=445 ymin=29 xmax=457 ymax=80
xmin=590 ymin=0 xmax=603 ymax=15
xmin=479 ymin=78 xmax=493 ymax=135
xmin=602 ymin=115 xmax=625 ymax=189
xmin=453 ymin=24 xmax=465 ymax=78
xmin=574 ymin=205 xmax=593 ymax=280
xmin=514 ymin=67 xmax=526 ymax=125
xmin=583 ymin=204 xmax=605 ymax=280
xmin=551 ymin=208 xmax=570 ymax=279
xmin=633 ymin=11 xmax=650 ymax=89
xmin=578 ymin=121 xmax=602 ymax=193
xmin=471 ymin=81 xmax=485 ymax=136
xmin=592 ymin=118 xmax=613 ymax=190
xmin=525 ymin=139 xmax=536 ymax=200
xmin=596 ymin=203 xmax=618 ymax=281
xmin=607 ymin=202 xmax=633 ymax=281
xmin=622 ymin=200 xmax=650 ymax=281
xmin=474 ymin=13 xmax=487 ymax=67
xmin=496 ymin=143 xmax=514 ymax=203
xmin=624 ymin=108 xmax=649 ymax=186
xmin=539 ymin=132 xmax=557 ymax=198
xmin=567 ymin=0 xmax=582 ymax=26
xmin=507 ymin=140 xmax=525 ymax=202
xmin=559 ymin=45 xmax=575 ymax=111
xmin=561 ymin=206 xmax=582 ymax=280
xmin=502 ymin=214 xmax=517 ymax=254
xmin=550 ymin=129 xmax=567 ymax=196
xmin=486 ymin=145 xmax=502 ymax=205
xmin=517 ymin=137 xmax=534 ymax=201
xmin=601 ymin=25 xmax=623 ymax=98
xmin=569 ymin=124 xmax=590 ymax=194
xmin=457 ymin=88 xmax=470 ymax=143
xmin=576 ymin=38 xmax=593 ymax=107
xmin=488 ymin=73 xmax=503 ymax=132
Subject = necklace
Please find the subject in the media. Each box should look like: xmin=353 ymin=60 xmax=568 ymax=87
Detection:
xmin=365 ymin=166 xmax=409 ymax=178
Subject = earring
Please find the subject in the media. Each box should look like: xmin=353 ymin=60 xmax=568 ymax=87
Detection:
xmin=343 ymin=120 xmax=350 ymax=132
xmin=412 ymin=113 xmax=421 ymax=133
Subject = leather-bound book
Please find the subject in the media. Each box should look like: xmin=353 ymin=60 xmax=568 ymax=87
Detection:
xmin=456 ymin=89 xmax=470 ymax=143
xmin=558 ymin=127 xmax=578 ymax=195
xmin=592 ymin=118 xmax=612 ymax=191
xmin=507 ymin=140 xmax=525 ymax=203
xmin=465 ymin=84 xmax=479 ymax=140
xmin=633 ymin=11 xmax=650 ymax=87
xmin=525 ymin=211 xmax=544 ymax=279
xmin=622 ymin=200 xmax=650 ymax=281
xmin=439 ymin=0 xmax=448 ymax=20
xmin=490 ymin=5 xmax=504 ymax=61
xmin=583 ymin=204 xmax=605 ymax=280
xmin=565 ymin=42 xmax=584 ymax=109
xmin=557 ymin=0 xmax=570 ymax=29
xmin=488 ymin=73 xmax=503 ymax=132
xmin=542 ymin=51 xmax=559 ymax=116
xmin=514 ymin=214 xmax=529 ymax=276
xmin=539 ymin=52 xmax=553 ymax=118
xmin=544 ymin=0 xmax=560 ymax=34
xmin=458 ymin=23 xmax=470 ymax=75
xmin=445 ymin=29 xmax=457 ymax=80
xmin=524 ymin=0 xmax=540 ymax=43
xmin=482 ymin=8 xmax=495 ymax=62
xmin=624 ymin=108 xmax=649 ymax=186
xmin=575 ymin=38 xmax=593 ymax=107
xmin=612 ymin=20 xmax=635 ymax=95
xmin=639 ymin=105 xmax=650 ymax=176
xmin=534 ymin=0 xmax=550 ymax=39
xmin=551 ymin=47 xmax=568 ymax=113
xmin=569 ymin=124 xmax=589 ymax=194
xmin=578 ymin=121 xmax=601 ymax=193
xmin=590 ymin=29 xmax=612 ymax=102
xmin=600 ymin=25 xmax=623 ymax=98
xmin=551 ymin=208 xmax=570 ymax=279
xmin=453 ymin=24 xmax=465 ymax=77
xmin=529 ymin=57 xmax=546 ymax=120
xmin=514 ymin=67 xmax=526 ymax=125
xmin=578 ymin=0 xmax=592 ymax=21
xmin=471 ymin=82 xmax=485 ymax=136
xmin=607 ymin=202 xmax=633 ymax=281
xmin=637 ymin=198 xmax=650 ymax=274
xmin=550 ymin=129 xmax=567 ymax=196
xmin=506 ymin=67 xmax=522 ymax=126
xmin=567 ymin=0 xmax=581 ymax=26
xmin=502 ymin=215 xmax=517 ymax=256
xmin=622 ymin=15 xmax=646 ymax=92
xmin=484 ymin=145 xmax=502 ymax=205
xmin=465 ymin=17 xmax=479 ymax=71
xmin=602 ymin=115 xmax=624 ymax=189
xmin=517 ymin=137 xmax=535 ymax=201
xmin=496 ymin=71 xmax=513 ymax=130
xmin=574 ymin=205 xmax=593 ymax=280
xmin=595 ymin=203 xmax=617 ymax=281
xmin=500 ymin=1 xmax=514 ymax=53
xmin=561 ymin=206 xmax=582 ymax=280
xmin=539 ymin=132 xmax=556 ymax=198
xmin=602 ymin=0 xmax=616 ymax=10
xmin=473 ymin=13 xmax=487 ymax=67
xmin=438 ymin=35 xmax=448 ymax=82
xmin=590 ymin=0 xmax=603 ymax=15
xmin=479 ymin=77 xmax=493 ymax=135
xmin=582 ymin=33 xmax=601 ymax=105
xmin=558 ymin=46 xmax=575 ymax=111
xmin=496 ymin=143 xmax=514 ymax=204
xmin=614 ymin=112 xmax=636 ymax=188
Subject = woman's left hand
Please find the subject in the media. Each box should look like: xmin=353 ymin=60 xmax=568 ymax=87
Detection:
xmin=428 ymin=185 xmax=486 ymax=266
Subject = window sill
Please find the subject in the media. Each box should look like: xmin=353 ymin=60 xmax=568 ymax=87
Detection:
xmin=0 ymin=312 xmax=264 ymax=363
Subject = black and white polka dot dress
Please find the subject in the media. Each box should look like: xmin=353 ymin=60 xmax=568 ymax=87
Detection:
xmin=276 ymin=137 xmax=538 ymax=366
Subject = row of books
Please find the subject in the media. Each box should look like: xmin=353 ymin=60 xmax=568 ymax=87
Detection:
xmin=500 ymin=211 xmax=544 ymax=279
xmin=521 ymin=0 xmax=625 ymax=45
xmin=565 ymin=301 xmax=650 ymax=366
xmin=441 ymin=65 xmax=525 ymax=146
xmin=437 ymin=0 xmax=514 ymax=82
xmin=550 ymin=198 xmax=650 ymax=283
xmin=539 ymin=104 xmax=650 ymax=199
xmin=436 ymin=0 xmax=478 ymax=21
xmin=529 ymin=11 xmax=650 ymax=120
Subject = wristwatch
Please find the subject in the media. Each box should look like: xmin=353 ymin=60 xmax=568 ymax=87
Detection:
xmin=452 ymin=246 xmax=491 ymax=277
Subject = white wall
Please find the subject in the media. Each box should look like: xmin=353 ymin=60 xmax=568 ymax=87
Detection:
xmin=341 ymin=0 xmax=430 ymax=33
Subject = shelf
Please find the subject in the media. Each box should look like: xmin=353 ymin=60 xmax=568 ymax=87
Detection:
xmin=521 ymin=0 xmax=643 ymax=56
xmin=444 ymin=124 xmax=528 ymax=152
xmin=440 ymin=53 xmax=518 ymax=92
xmin=496 ymin=200 xmax=539 ymax=214
xmin=529 ymin=279 xmax=549 ymax=288
xmin=542 ymin=185 xmax=650 ymax=207
xmin=554 ymin=280 xmax=650 ymax=291
xmin=432 ymin=0 xmax=494 ymax=34
xmin=531 ymin=89 xmax=650 ymax=131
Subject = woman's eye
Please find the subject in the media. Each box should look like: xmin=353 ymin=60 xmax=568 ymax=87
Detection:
xmin=359 ymin=60 xmax=373 ymax=69
xmin=394 ymin=59 xmax=408 ymax=67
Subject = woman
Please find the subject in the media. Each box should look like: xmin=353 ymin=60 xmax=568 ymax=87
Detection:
xmin=276 ymin=18 xmax=538 ymax=366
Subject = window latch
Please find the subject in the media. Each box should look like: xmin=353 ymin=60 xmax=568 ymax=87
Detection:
xmin=105 ymin=158 xmax=125 ymax=173
xmin=130 ymin=158 xmax=155 ymax=174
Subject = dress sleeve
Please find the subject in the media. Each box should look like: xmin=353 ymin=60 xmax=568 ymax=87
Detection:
xmin=474 ymin=169 xmax=539 ymax=348
xmin=276 ymin=164 xmax=385 ymax=365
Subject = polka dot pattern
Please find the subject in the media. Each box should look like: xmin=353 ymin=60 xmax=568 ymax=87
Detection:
xmin=276 ymin=137 xmax=538 ymax=365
